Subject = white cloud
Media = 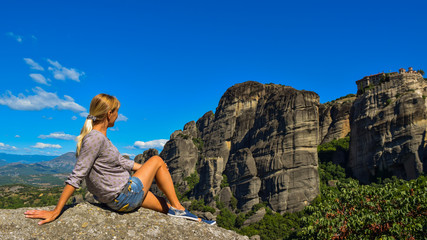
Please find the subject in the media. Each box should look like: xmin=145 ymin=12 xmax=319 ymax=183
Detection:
xmin=47 ymin=59 xmax=84 ymax=82
xmin=110 ymin=127 xmax=119 ymax=131
xmin=38 ymin=132 xmax=76 ymax=141
xmin=121 ymin=153 xmax=136 ymax=159
xmin=117 ymin=113 xmax=128 ymax=122
xmin=0 ymin=142 xmax=18 ymax=151
xmin=6 ymin=32 xmax=23 ymax=43
xmin=79 ymin=112 xmax=89 ymax=118
xmin=15 ymin=135 xmax=20 ymax=138
xmin=72 ymin=116 xmax=77 ymax=120
xmin=132 ymin=139 xmax=168 ymax=149
xmin=31 ymin=142 xmax=62 ymax=149
xmin=29 ymin=73 xmax=50 ymax=85
xmin=24 ymin=58 xmax=44 ymax=71
xmin=0 ymin=87 xmax=86 ymax=112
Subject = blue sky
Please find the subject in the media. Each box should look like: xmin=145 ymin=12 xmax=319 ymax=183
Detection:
xmin=1 ymin=0 xmax=426 ymax=157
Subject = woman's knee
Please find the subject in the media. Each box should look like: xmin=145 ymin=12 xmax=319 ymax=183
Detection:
xmin=148 ymin=155 xmax=166 ymax=168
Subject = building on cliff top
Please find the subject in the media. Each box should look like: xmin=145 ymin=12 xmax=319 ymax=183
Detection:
xmin=356 ymin=67 xmax=423 ymax=93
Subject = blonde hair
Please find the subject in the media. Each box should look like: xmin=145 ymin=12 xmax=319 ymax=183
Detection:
xmin=76 ymin=93 xmax=120 ymax=157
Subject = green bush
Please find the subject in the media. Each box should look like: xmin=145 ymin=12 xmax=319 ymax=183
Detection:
xmin=239 ymin=208 xmax=303 ymax=239
xmin=176 ymin=171 xmax=199 ymax=201
xmin=189 ymin=199 xmax=216 ymax=214
xmin=217 ymin=207 xmax=237 ymax=230
xmin=317 ymin=137 xmax=350 ymax=181
xmin=318 ymin=161 xmax=347 ymax=185
xmin=192 ymin=138 xmax=204 ymax=151
xmin=318 ymin=136 xmax=350 ymax=153
xmin=220 ymin=174 xmax=229 ymax=188
xmin=184 ymin=172 xmax=199 ymax=190
xmin=299 ymin=176 xmax=427 ymax=239
xmin=230 ymin=196 xmax=238 ymax=210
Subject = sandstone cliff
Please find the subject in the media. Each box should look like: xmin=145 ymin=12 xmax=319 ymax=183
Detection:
xmin=319 ymin=95 xmax=354 ymax=144
xmin=0 ymin=202 xmax=247 ymax=240
xmin=161 ymin=81 xmax=320 ymax=213
xmin=349 ymin=71 xmax=427 ymax=183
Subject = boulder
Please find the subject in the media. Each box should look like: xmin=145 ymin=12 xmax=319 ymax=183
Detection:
xmin=242 ymin=208 xmax=266 ymax=227
xmin=1 ymin=202 xmax=247 ymax=240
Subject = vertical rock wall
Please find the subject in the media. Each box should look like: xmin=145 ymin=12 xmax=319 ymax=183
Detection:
xmin=161 ymin=81 xmax=320 ymax=213
xmin=349 ymin=73 xmax=427 ymax=183
xmin=319 ymin=96 xmax=354 ymax=144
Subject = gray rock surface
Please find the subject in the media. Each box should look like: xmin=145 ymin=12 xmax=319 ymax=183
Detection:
xmin=242 ymin=208 xmax=266 ymax=227
xmin=349 ymin=71 xmax=427 ymax=183
xmin=134 ymin=148 xmax=159 ymax=165
xmin=319 ymin=96 xmax=354 ymax=144
xmin=0 ymin=202 xmax=247 ymax=240
xmin=160 ymin=133 xmax=199 ymax=186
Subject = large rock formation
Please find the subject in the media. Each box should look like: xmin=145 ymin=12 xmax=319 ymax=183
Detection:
xmin=161 ymin=81 xmax=320 ymax=213
xmin=319 ymin=95 xmax=354 ymax=144
xmin=160 ymin=122 xmax=200 ymax=186
xmin=0 ymin=203 xmax=247 ymax=240
xmin=349 ymin=70 xmax=427 ymax=183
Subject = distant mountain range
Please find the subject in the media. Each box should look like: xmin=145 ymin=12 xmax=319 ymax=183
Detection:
xmin=0 ymin=152 xmax=76 ymax=177
xmin=0 ymin=153 xmax=58 ymax=166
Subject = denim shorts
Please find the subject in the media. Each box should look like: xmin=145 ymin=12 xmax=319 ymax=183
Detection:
xmin=106 ymin=177 xmax=145 ymax=212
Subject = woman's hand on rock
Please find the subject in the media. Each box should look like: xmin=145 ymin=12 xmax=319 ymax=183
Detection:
xmin=24 ymin=209 xmax=59 ymax=225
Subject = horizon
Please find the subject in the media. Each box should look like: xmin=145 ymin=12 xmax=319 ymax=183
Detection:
xmin=1 ymin=0 xmax=426 ymax=157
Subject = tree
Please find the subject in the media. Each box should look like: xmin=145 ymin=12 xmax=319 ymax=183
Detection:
xmin=417 ymin=69 xmax=424 ymax=76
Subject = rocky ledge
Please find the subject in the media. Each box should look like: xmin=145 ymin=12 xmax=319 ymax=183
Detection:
xmin=0 ymin=202 xmax=248 ymax=240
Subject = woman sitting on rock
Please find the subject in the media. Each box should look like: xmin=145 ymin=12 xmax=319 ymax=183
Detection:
xmin=24 ymin=93 xmax=214 ymax=225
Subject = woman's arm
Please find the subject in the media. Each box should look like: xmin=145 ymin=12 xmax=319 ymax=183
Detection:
xmin=132 ymin=162 xmax=142 ymax=171
xmin=24 ymin=184 xmax=76 ymax=225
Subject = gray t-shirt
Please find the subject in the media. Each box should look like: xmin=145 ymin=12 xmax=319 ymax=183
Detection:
xmin=66 ymin=130 xmax=135 ymax=203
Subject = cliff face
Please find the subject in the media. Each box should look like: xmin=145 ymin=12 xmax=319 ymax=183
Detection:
xmin=349 ymin=72 xmax=427 ymax=183
xmin=319 ymin=96 xmax=354 ymax=144
xmin=161 ymin=81 xmax=320 ymax=213
xmin=0 ymin=203 xmax=247 ymax=240
xmin=160 ymin=72 xmax=427 ymax=213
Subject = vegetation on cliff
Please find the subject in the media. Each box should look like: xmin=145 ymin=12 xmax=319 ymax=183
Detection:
xmin=214 ymin=138 xmax=426 ymax=239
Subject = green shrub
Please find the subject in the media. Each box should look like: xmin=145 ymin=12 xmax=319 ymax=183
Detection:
xmin=192 ymin=138 xmax=204 ymax=151
xmin=318 ymin=136 xmax=350 ymax=153
xmin=239 ymin=208 xmax=302 ymax=239
xmin=299 ymin=176 xmax=427 ymax=239
xmin=184 ymin=171 xmax=199 ymax=191
xmin=220 ymin=174 xmax=229 ymax=188
xmin=217 ymin=207 xmax=237 ymax=230
xmin=318 ymin=161 xmax=347 ymax=185
xmin=189 ymin=199 xmax=216 ymax=214
xmin=177 ymin=133 xmax=189 ymax=139
xmin=230 ymin=196 xmax=238 ymax=210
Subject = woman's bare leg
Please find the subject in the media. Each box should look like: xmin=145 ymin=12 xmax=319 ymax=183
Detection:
xmin=132 ymin=156 xmax=184 ymax=211
xmin=140 ymin=191 xmax=170 ymax=213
